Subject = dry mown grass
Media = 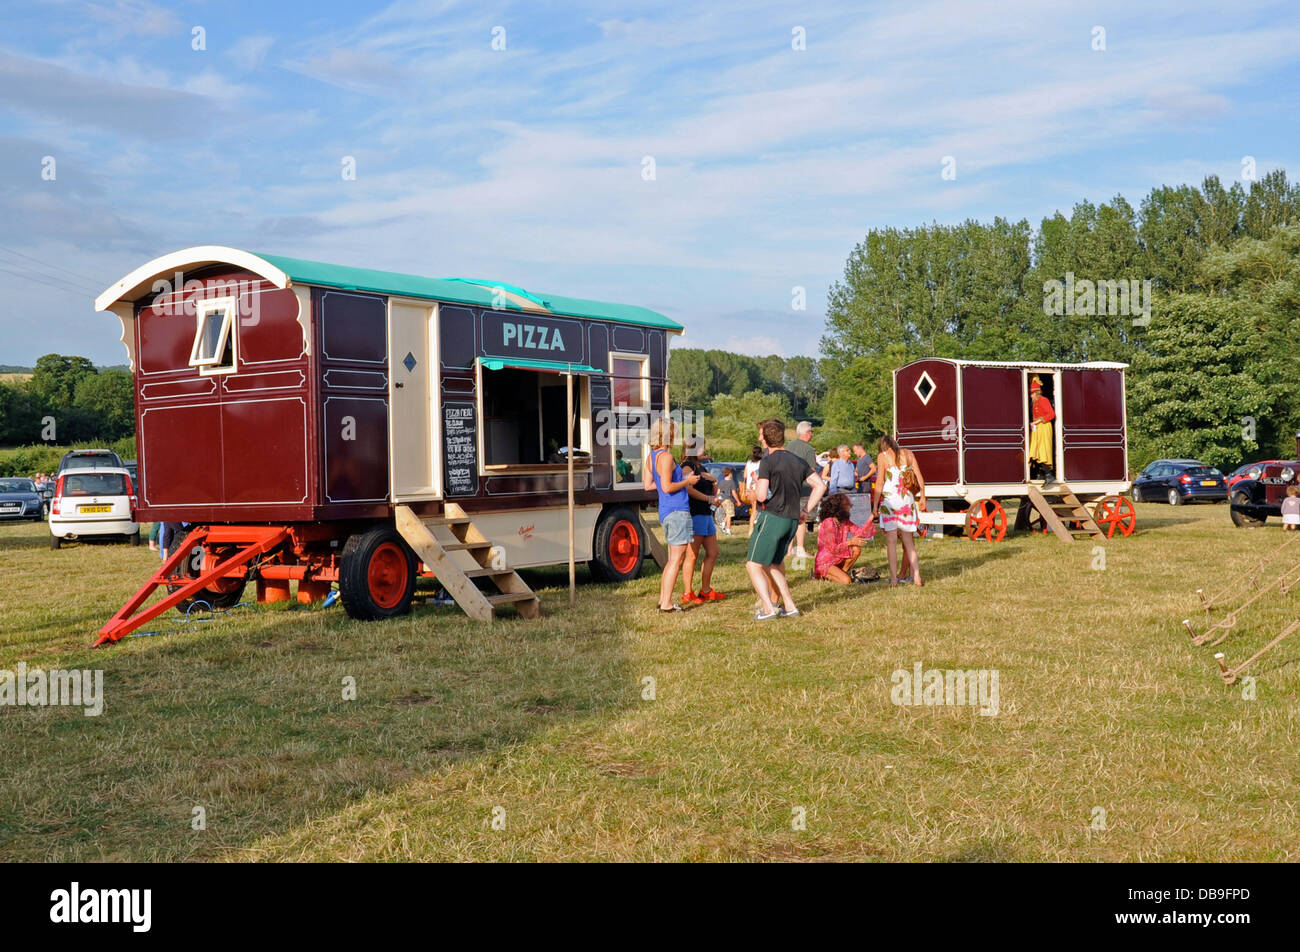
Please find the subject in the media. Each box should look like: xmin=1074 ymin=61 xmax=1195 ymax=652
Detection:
xmin=0 ymin=502 xmax=1297 ymax=862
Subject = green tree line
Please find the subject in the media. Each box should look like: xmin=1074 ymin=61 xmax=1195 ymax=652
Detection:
xmin=0 ymin=354 xmax=135 ymax=447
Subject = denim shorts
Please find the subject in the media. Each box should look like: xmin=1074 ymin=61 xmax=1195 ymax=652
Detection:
xmin=662 ymin=509 xmax=694 ymax=546
xmin=692 ymin=513 xmax=717 ymax=537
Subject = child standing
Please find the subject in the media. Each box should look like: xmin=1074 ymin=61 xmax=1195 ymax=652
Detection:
xmin=1283 ymin=485 xmax=1300 ymax=530
xmin=717 ymin=466 xmax=739 ymax=535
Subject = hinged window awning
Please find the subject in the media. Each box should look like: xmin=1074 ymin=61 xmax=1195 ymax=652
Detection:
xmin=480 ymin=357 xmax=600 ymax=374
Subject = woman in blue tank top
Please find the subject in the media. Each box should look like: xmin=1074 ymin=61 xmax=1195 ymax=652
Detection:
xmin=644 ymin=416 xmax=699 ymax=611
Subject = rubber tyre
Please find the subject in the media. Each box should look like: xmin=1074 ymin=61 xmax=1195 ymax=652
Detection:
xmin=171 ymin=584 xmax=247 ymax=613
xmin=1230 ymin=491 xmax=1265 ymax=528
xmin=340 ymin=525 xmax=417 ymax=620
xmin=165 ymin=538 xmax=248 ymax=612
xmin=1167 ymin=488 xmax=1181 ymax=506
xmin=128 ymin=531 xmax=142 ymax=546
xmin=590 ymin=505 xmax=646 ymax=583
xmin=1131 ymin=486 xmax=1142 ymax=503
xmin=49 ymin=534 xmax=61 ymax=549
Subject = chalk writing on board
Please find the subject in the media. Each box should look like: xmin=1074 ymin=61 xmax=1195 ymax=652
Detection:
xmin=443 ymin=403 xmax=478 ymax=495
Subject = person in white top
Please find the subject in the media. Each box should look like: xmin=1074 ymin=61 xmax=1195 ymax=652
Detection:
xmin=742 ymin=444 xmax=763 ymax=537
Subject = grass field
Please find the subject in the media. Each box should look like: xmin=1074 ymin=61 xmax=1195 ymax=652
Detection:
xmin=1 ymin=503 xmax=1298 ymax=862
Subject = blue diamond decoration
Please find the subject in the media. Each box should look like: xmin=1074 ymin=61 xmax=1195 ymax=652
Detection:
xmin=402 ymin=351 xmax=417 ymax=372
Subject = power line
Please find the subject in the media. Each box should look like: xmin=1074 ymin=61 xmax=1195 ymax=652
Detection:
xmin=0 ymin=243 xmax=105 ymax=289
xmin=0 ymin=264 xmax=95 ymax=297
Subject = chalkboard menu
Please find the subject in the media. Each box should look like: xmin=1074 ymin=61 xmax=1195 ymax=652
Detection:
xmin=443 ymin=402 xmax=478 ymax=495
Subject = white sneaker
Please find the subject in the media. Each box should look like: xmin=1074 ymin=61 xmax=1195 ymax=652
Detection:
xmin=795 ymin=548 xmax=811 ymax=560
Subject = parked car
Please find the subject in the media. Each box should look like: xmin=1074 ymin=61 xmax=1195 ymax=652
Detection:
xmin=1131 ymin=459 xmax=1227 ymax=505
xmin=124 ymin=459 xmax=140 ymax=494
xmin=57 ymin=448 xmax=125 ymax=474
xmin=704 ymin=461 xmax=752 ymax=526
xmin=48 ymin=467 xmax=140 ymax=548
xmin=1225 ymin=459 xmax=1286 ymax=490
xmin=0 ymin=477 xmax=46 ymax=522
xmin=1228 ymin=459 xmax=1300 ymax=527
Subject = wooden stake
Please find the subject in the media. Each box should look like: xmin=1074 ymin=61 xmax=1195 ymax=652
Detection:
xmin=567 ymin=370 xmax=575 ymax=609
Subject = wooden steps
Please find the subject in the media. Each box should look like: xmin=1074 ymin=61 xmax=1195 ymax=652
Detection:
xmin=1021 ymin=484 xmax=1105 ymax=543
xmin=395 ymin=504 xmax=540 ymax=621
xmin=640 ymin=511 xmax=668 ymax=569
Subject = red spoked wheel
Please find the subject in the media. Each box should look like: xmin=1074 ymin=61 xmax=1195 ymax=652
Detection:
xmin=1092 ymin=494 xmax=1137 ymax=538
xmin=965 ymin=498 xmax=1007 ymax=542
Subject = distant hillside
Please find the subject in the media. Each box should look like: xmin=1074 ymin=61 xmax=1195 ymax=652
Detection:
xmin=0 ymin=364 xmax=128 ymax=374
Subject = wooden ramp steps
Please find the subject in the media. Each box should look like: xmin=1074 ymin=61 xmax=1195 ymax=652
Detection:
xmin=1023 ymin=484 xmax=1106 ymax=543
xmin=395 ymin=504 xmax=540 ymax=621
xmin=640 ymin=511 xmax=669 ymax=569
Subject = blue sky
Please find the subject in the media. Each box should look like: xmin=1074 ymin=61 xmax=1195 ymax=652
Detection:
xmin=1 ymin=0 xmax=1298 ymax=365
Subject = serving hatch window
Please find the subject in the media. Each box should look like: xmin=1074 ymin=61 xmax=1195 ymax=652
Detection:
xmin=480 ymin=366 xmax=591 ymax=468
xmin=189 ymin=297 xmax=237 ymax=374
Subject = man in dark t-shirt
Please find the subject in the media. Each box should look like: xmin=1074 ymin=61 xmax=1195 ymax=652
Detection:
xmin=746 ymin=418 xmax=826 ymax=620
xmin=853 ymin=443 xmax=876 ymax=492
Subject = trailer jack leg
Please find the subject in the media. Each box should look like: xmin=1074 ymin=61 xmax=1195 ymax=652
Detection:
xmin=93 ymin=526 xmax=291 ymax=647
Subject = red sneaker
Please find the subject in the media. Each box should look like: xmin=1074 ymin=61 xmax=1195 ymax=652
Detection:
xmin=699 ymin=589 xmax=726 ymax=601
xmin=682 ymin=590 xmax=704 ymax=605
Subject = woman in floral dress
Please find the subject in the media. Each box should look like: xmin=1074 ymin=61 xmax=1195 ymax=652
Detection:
xmin=872 ymin=435 xmax=925 ymax=587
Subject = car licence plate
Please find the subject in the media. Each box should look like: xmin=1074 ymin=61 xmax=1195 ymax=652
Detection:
xmin=1201 ymin=480 xmax=1217 ymax=486
xmin=78 ymin=504 xmax=112 ymax=513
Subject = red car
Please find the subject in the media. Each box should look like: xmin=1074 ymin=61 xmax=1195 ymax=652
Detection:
xmin=1225 ymin=460 xmax=1286 ymax=490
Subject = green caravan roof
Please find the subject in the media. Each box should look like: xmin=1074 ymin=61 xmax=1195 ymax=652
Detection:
xmin=256 ymin=253 xmax=683 ymax=332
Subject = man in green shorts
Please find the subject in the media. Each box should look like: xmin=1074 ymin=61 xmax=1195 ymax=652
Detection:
xmin=746 ymin=418 xmax=826 ymax=620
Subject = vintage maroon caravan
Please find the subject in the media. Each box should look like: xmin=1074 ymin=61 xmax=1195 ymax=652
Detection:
xmin=92 ymin=247 xmax=681 ymax=642
xmin=893 ymin=358 xmax=1136 ymax=542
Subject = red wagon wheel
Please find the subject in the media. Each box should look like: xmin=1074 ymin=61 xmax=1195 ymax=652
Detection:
xmin=965 ymin=498 xmax=1007 ymax=542
xmin=1092 ymin=494 xmax=1137 ymax=538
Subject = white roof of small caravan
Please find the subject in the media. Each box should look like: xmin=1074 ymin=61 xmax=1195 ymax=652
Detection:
xmin=902 ymin=358 xmax=1128 ymax=370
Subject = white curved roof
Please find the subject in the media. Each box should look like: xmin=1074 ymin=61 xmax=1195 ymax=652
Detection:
xmin=95 ymin=246 xmax=290 ymax=312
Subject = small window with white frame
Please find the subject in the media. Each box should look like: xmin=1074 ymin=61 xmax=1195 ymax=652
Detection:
xmin=189 ymin=296 xmax=237 ymax=375
xmin=609 ymin=352 xmax=648 ymax=409
xmin=608 ymin=352 xmax=650 ymax=490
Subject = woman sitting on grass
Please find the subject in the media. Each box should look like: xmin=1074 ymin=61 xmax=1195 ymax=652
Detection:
xmin=813 ymin=492 xmax=873 ymax=584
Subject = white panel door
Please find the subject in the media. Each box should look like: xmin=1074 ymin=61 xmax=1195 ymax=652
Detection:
xmin=387 ymin=300 xmax=440 ymax=500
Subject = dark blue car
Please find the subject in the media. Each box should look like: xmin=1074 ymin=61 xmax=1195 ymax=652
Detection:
xmin=1131 ymin=459 xmax=1227 ymax=505
xmin=0 ymin=477 xmax=46 ymax=521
